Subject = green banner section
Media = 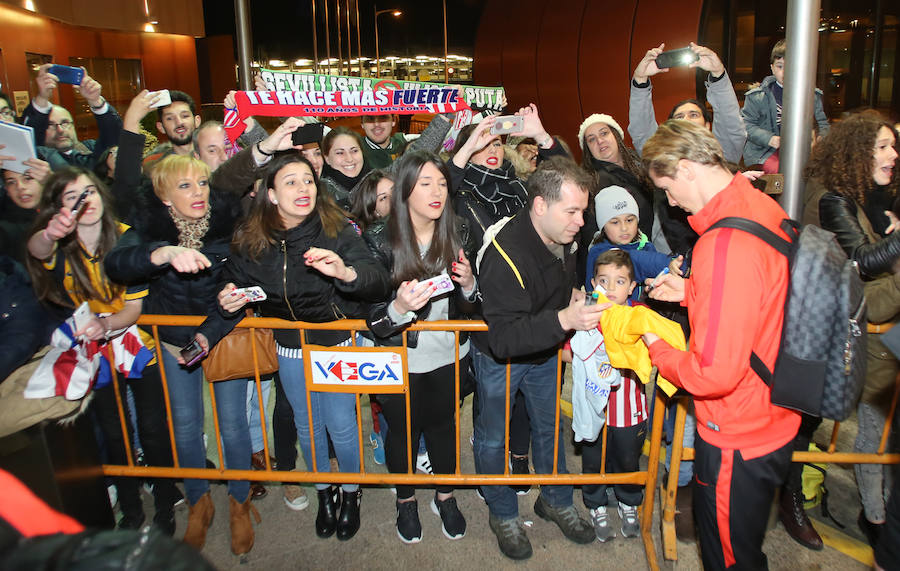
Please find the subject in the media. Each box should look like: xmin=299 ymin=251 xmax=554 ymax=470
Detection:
xmin=259 ymin=69 xmax=505 ymax=112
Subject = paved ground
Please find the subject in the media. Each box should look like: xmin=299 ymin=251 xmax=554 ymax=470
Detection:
xmin=122 ymin=380 xmax=882 ymax=570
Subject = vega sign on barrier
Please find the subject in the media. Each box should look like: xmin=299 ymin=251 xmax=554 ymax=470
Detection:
xmin=303 ymin=345 xmax=407 ymax=394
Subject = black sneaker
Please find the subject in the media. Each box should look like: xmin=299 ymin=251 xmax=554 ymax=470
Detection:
xmin=533 ymin=494 xmax=595 ymax=544
xmin=118 ymin=511 xmax=146 ymax=530
xmin=431 ymin=495 xmax=466 ymax=539
xmin=488 ymin=513 xmax=532 ymax=560
xmin=153 ymin=508 xmax=176 ymax=536
xmin=509 ymin=454 xmax=531 ymax=495
xmin=396 ymin=500 xmax=422 ymax=544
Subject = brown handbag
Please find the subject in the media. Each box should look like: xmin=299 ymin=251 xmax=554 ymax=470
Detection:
xmin=202 ymin=311 xmax=279 ymax=382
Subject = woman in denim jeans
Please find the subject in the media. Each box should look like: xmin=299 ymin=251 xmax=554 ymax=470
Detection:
xmin=104 ymin=91 xmax=286 ymax=556
xmin=199 ymin=147 xmax=389 ymax=542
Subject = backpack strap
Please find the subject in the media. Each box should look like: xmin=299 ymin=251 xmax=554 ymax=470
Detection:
xmin=706 ymin=216 xmax=792 ymax=257
xmin=707 ymin=216 xmax=795 ymax=389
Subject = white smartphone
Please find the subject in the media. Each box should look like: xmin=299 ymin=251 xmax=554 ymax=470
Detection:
xmin=234 ymin=286 xmax=267 ymax=302
xmin=419 ymin=274 xmax=455 ymax=299
xmin=148 ymin=89 xmax=172 ymax=109
xmin=72 ymin=301 xmax=93 ymax=334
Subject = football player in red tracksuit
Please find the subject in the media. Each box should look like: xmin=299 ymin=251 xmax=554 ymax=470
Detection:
xmin=639 ymin=120 xmax=800 ymax=570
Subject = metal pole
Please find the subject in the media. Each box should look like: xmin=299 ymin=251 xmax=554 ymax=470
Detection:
xmin=355 ymin=0 xmax=362 ymax=77
xmin=443 ymin=0 xmax=449 ymax=82
xmin=324 ymin=0 xmax=331 ymax=75
xmin=779 ymin=0 xmax=821 ymax=220
xmin=312 ymin=0 xmax=319 ymax=74
xmin=868 ymin=0 xmax=884 ymax=106
xmin=336 ymin=0 xmax=344 ymax=75
xmin=234 ymin=0 xmax=253 ymax=90
xmin=375 ymin=4 xmax=380 ymax=79
xmin=345 ymin=0 xmax=352 ymax=75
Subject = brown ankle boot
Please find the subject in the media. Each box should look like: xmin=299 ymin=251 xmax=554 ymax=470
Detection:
xmin=183 ymin=492 xmax=215 ymax=550
xmin=230 ymin=494 xmax=262 ymax=555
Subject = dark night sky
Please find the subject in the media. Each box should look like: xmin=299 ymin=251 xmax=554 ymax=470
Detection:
xmin=204 ymin=0 xmax=487 ymax=62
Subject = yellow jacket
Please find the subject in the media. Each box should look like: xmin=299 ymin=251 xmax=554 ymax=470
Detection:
xmin=598 ymin=299 xmax=685 ymax=397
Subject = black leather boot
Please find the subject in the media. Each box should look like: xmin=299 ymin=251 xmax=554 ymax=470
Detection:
xmin=316 ymin=486 xmax=339 ymax=538
xmin=336 ymin=489 xmax=361 ymax=541
xmin=778 ymin=489 xmax=823 ymax=550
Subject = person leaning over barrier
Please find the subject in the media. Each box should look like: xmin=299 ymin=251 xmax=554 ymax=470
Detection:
xmin=640 ymin=120 xmax=800 ymax=570
xmin=199 ymin=149 xmax=390 ymax=543
xmin=473 ymin=156 xmax=603 ymax=560
xmin=103 ymin=90 xmax=293 ymax=556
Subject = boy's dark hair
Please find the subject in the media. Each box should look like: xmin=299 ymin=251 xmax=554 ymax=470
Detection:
xmin=668 ymin=98 xmax=713 ymax=124
xmin=771 ymin=39 xmax=786 ymax=64
xmin=157 ymin=90 xmax=197 ymax=120
xmin=593 ymin=249 xmax=635 ymax=283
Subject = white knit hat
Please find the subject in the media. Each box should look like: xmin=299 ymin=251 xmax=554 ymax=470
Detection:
xmin=594 ymin=185 xmax=639 ymax=229
xmin=577 ymin=114 xmax=624 ymax=151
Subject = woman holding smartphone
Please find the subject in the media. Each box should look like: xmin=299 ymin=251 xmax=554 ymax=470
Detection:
xmin=197 ymin=152 xmax=390 ymax=542
xmin=364 ymin=150 xmax=479 ymax=544
xmin=104 ymin=91 xmax=300 ymax=556
xmin=25 ymin=167 xmax=179 ymax=535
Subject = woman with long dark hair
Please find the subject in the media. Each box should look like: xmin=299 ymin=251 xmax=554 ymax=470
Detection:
xmin=198 ymin=152 xmax=390 ymax=542
xmin=103 ymin=90 xmax=299 ymax=556
xmin=25 ymin=166 xmax=179 ymax=535
xmin=802 ymin=112 xmax=899 ymax=547
xmin=365 ymin=150 xmax=478 ymax=544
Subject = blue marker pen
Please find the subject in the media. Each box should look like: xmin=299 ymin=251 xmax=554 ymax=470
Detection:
xmin=651 ymin=266 xmax=670 ymax=288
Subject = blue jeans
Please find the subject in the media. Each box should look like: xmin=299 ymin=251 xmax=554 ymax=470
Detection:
xmin=472 ymin=347 xmax=571 ymax=519
xmin=160 ymin=348 xmax=251 ymax=505
xmin=277 ymin=353 xmax=360 ymax=492
xmin=247 ymin=377 xmax=273 ymax=453
xmin=664 ymin=397 xmax=696 ymax=487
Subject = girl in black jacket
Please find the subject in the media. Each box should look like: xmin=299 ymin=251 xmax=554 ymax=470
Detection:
xmin=25 ymin=167 xmax=179 ymax=535
xmin=200 ymin=152 xmax=390 ymax=542
xmin=364 ymin=151 xmax=478 ymax=544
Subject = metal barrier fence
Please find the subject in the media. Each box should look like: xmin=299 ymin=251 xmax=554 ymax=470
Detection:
xmin=661 ymin=375 xmax=900 ymax=561
xmin=99 ymin=314 xmax=668 ymax=569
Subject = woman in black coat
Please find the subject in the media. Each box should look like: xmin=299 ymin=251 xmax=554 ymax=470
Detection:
xmin=199 ymin=150 xmax=390 ymax=542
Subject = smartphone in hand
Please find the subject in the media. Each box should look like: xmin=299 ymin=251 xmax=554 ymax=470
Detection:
xmin=48 ymin=65 xmax=85 ymax=85
xmin=180 ymin=339 xmax=207 ymax=367
xmin=490 ymin=116 xmax=524 ymax=135
xmin=654 ymin=48 xmax=699 ymax=69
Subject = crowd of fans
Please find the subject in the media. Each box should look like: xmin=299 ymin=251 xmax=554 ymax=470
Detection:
xmin=1 ymin=39 xmax=899 ymax=569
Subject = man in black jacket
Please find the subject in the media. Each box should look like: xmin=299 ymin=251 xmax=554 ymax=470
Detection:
xmin=473 ymin=157 xmax=606 ymax=560
xmin=21 ymin=64 xmax=121 ymax=171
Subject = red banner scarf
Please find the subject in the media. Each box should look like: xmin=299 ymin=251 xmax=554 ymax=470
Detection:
xmin=224 ymin=88 xmax=470 ymax=142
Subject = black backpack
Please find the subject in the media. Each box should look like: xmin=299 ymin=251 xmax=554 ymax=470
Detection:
xmin=707 ymin=217 xmax=866 ymax=421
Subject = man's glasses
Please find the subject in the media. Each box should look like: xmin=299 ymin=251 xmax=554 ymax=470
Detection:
xmin=47 ymin=119 xmax=74 ymax=130
xmin=0 ymin=107 xmax=14 ymax=119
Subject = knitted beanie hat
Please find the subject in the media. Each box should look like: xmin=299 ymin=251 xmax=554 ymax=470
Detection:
xmin=577 ymin=114 xmax=625 ymax=151
xmin=594 ymin=185 xmax=639 ymax=229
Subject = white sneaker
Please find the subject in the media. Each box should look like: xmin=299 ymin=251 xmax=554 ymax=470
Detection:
xmin=283 ymin=484 xmax=309 ymax=511
xmin=416 ymin=451 xmax=433 ymax=474
xmin=618 ymin=501 xmax=640 ymax=538
xmin=590 ymin=506 xmax=615 ymax=542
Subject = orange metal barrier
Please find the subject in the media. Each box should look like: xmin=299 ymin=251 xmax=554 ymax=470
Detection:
xmin=102 ymin=314 xmax=667 ymax=569
xmin=660 ymin=373 xmax=900 ymax=561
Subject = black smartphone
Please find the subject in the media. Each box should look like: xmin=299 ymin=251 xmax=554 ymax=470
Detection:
xmin=48 ymin=64 xmax=85 ymax=85
xmin=655 ymin=47 xmax=699 ymax=69
xmin=292 ymin=123 xmax=326 ymax=146
xmin=70 ymin=188 xmax=91 ymax=217
xmin=180 ymin=339 xmax=207 ymax=367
